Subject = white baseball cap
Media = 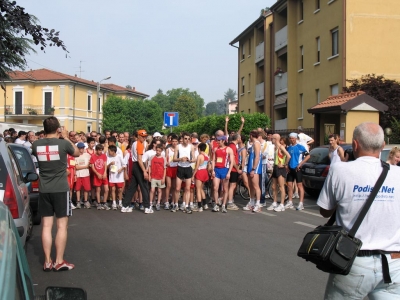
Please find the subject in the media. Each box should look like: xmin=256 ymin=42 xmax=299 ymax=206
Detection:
xmin=153 ymin=132 xmax=162 ymax=137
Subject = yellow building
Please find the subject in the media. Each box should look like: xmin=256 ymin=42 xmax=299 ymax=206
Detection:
xmin=1 ymin=68 xmax=149 ymax=132
xmin=230 ymin=0 xmax=400 ymax=139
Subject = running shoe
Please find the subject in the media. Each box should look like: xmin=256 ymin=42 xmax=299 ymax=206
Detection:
xmin=203 ymin=204 xmax=208 ymax=210
xmin=118 ymin=204 xmax=123 ymax=210
xmin=185 ymin=207 xmax=192 ymax=214
xmin=43 ymin=260 xmax=53 ymax=272
xmin=121 ymin=206 xmax=129 ymax=213
xmin=284 ymin=202 xmax=294 ymax=209
xmin=266 ymin=203 xmax=278 ymax=211
xmin=75 ymin=203 xmax=81 ymax=209
xmin=296 ymin=204 xmax=305 ymax=211
xmin=103 ymin=203 xmax=111 ymax=211
xmin=212 ymin=204 xmax=219 ymax=212
xmin=293 ymin=193 xmax=300 ymax=199
xmin=192 ymin=205 xmax=198 ymax=212
xmin=221 ymin=205 xmax=227 ymax=213
xmin=198 ymin=207 xmax=203 ymax=212
xmin=227 ymin=203 xmax=239 ymax=210
xmin=112 ymin=204 xmax=117 ymax=211
xmin=139 ymin=204 xmax=144 ymax=211
xmin=156 ymin=204 xmax=161 ymax=211
xmin=273 ymin=204 xmax=285 ymax=212
xmin=164 ymin=203 xmax=170 ymax=210
xmin=91 ymin=201 xmax=98 ymax=207
xmin=252 ymin=204 xmax=261 ymax=213
xmin=179 ymin=203 xmax=185 ymax=211
xmin=97 ymin=205 xmax=102 ymax=210
xmin=53 ymin=260 xmax=75 ymax=271
xmin=144 ymin=207 xmax=154 ymax=214
xmin=71 ymin=203 xmax=76 ymax=210
xmin=171 ymin=204 xmax=177 ymax=212
xmin=83 ymin=201 xmax=91 ymax=209
xmin=242 ymin=202 xmax=253 ymax=211
xmin=265 ymin=194 xmax=271 ymax=199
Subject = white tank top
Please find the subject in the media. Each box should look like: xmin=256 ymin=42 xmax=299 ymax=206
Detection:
xmin=177 ymin=144 xmax=192 ymax=168
xmin=167 ymin=148 xmax=178 ymax=167
xmin=329 ymin=146 xmax=341 ymax=165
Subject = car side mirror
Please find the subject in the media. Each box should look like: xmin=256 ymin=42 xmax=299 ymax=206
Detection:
xmin=25 ymin=172 xmax=39 ymax=183
xmin=45 ymin=286 xmax=87 ymax=300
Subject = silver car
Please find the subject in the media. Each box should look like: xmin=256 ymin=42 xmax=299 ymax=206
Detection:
xmin=0 ymin=138 xmax=38 ymax=246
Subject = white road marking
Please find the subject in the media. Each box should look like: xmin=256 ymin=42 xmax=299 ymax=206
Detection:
xmin=294 ymin=221 xmax=318 ymax=228
xmin=299 ymin=210 xmax=323 ymax=218
xmin=258 ymin=211 xmax=276 ymax=217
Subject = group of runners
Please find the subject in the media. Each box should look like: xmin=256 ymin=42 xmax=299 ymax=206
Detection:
xmin=3 ymin=116 xmax=315 ymax=215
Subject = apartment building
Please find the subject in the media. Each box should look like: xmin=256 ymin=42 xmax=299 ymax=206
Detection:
xmin=230 ymin=0 xmax=400 ymax=139
xmin=1 ymin=68 xmax=148 ymax=132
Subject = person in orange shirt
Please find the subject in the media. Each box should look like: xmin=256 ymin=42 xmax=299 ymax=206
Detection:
xmin=120 ymin=130 xmax=152 ymax=214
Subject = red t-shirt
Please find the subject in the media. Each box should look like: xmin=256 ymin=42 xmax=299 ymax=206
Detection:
xmin=228 ymin=142 xmax=238 ymax=172
xmin=150 ymin=155 xmax=166 ymax=180
xmin=90 ymin=153 xmax=107 ymax=175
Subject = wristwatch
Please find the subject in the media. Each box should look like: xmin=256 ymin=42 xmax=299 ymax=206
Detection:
xmin=251 ymin=168 xmax=255 ymax=171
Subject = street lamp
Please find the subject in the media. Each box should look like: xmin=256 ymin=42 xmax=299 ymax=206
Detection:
xmin=96 ymin=76 xmax=111 ymax=133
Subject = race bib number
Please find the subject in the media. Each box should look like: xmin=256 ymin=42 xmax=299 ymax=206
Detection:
xmin=216 ymin=157 xmax=223 ymax=163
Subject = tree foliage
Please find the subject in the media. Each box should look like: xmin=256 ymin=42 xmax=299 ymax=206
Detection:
xmin=172 ymin=113 xmax=270 ymax=137
xmin=103 ymin=95 xmax=163 ymax=133
xmin=173 ymin=94 xmax=198 ymax=125
xmin=0 ymin=0 xmax=67 ymax=81
xmin=205 ymin=102 xmax=218 ymax=116
xmin=205 ymin=89 xmax=237 ymax=116
xmin=150 ymin=88 xmax=205 ymax=117
xmin=344 ymin=74 xmax=400 ymax=129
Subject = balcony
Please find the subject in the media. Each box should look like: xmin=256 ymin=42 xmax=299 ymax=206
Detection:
xmin=255 ymin=42 xmax=264 ymax=63
xmin=255 ymin=82 xmax=264 ymax=102
xmin=5 ymin=105 xmax=55 ymax=118
xmin=275 ymin=25 xmax=287 ymax=52
xmin=275 ymin=72 xmax=287 ymax=95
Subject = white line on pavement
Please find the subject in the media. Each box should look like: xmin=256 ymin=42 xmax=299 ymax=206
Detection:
xmin=299 ymin=210 xmax=323 ymax=218
xmin=259 ymin=211 xmax=276 ymax=217
xmin=294 ymin=221 xmax=318 ymax=228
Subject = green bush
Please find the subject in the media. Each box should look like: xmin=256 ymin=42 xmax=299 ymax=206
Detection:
xmin=171 ymin=113 xmax=270 ymax=136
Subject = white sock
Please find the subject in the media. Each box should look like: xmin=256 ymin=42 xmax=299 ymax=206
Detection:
xmin=249 ymin=199 xmax=255 ymax=206
xmin=112 ymin=200 xmax=116 ymax=205
xmin=118 ymin=200 xmax=122 ymax=205
xmin=228 ymin=200 xmax=233 ymax=204
xmin=255 ymin=200 xmax=260 ymax=205
xmin=190 ymin=202 xmax=193 ymax=206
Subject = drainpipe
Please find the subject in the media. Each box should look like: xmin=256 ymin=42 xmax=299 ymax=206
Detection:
xmin=342 ymin=0 xmax=346 ymax=90
xmin=229 ymin=43 xmax=239 ymax=113
xmin=3 ymin=83 xmax=6 ymax=123
xmin=73 ymin=84 xmax=76 ymax=131
xmin=270 ymin=22 xmax=274 ymax=128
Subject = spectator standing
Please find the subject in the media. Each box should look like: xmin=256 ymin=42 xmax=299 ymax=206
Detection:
xmin=148 ymin=144 xmax=167 ymax=211
xmin=32 ymin=117 xmax=79 ymax=271
xmin=74 ymin=142 xmax=92 ymax=209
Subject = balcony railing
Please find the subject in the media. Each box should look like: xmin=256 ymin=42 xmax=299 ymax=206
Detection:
xmin=275 ymin=72 xmax=288 ymax=95
xmin=5 ymin=105 xmax=55 ymax=115
xmin=255 ymin=42 xmax=264 ymax=63
xmin=275 ymin=25 xmax=287 ymax=52
xmin=255 ymin=82 xmax=264 ymax=102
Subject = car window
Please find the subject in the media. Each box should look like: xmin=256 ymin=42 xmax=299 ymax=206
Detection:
xmin=308 ymin=148 xmax=330 ymax=164
xmin=9 ymin=146 xmax=35 ymax=174
xmin=7 ymin=149 xmax=23 ymax=184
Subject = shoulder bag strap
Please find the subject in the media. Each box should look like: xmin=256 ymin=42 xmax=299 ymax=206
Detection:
xmin=325 ymin=160 xmax=390 ymax=230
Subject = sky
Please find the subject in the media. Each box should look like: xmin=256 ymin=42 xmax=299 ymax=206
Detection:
xmin=16 ymin=0 xmax=275 ymax=103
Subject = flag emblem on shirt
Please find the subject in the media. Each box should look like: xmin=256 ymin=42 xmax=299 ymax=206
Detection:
xmin=37 ymin=145 xmax=60 ymax=161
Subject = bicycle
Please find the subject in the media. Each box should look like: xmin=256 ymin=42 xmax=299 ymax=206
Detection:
xmin=237 ymin=177 xmax=250 ymax=200
xmin=266 ymin=175 xmax=289 ymax=201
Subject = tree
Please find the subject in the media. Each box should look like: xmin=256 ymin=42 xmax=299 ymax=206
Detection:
xmin=103 ymin=95 xmax=163 ymax=133
xmin=0 ymin=0 xmax=67 ymax=81
xmin=205 ymin=102 xmax=218 ymax=116
xmin=344 ymin=74 xmax=400 ymax=129
xmin=173 ymin=94 xmax=198 ymax=125
xmin=224 ymin=88 xmax=237 ymax=104
xmin=216 ymin=99 xmax=227 ymax=115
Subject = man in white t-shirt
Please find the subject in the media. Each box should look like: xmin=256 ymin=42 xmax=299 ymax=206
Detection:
xmin=317 ymin=122 xmax=400 ymax=299
xmin=297 ymin=126 xmax=313 ymax=151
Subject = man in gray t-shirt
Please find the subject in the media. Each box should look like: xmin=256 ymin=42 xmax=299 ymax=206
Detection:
xmin=32 ymin=117 xmax=79 ymax=272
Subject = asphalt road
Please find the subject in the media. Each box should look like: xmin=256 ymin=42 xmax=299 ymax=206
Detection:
xmin=26 ymin=195 xmax=330 ymax=300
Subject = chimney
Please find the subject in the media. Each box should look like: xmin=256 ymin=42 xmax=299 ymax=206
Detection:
xmin=132 ymin=87 xmax=136 ymax=91
xmin=75 ymin=74 xmax=77 ymax=77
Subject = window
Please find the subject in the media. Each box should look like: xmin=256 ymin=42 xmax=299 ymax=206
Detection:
xmin=248 ymin=38 xmax=251 ymax=56
xmin=98 ymin=96 xmax=101 ymax=112
xmin=316 ymin=37 xmax=320 ymax=62
xmin=44 ymin=92 xmax=52 ymax=114
xmin=331 ymin=84 xmax=339 ymax=95
xmin=316 ymin=0 xmax=320 ymax=10
xmin=299 ymin=1 xmax=304 ymax=21
xmin=87 ymin=95 xmax=92 ymax=111
xmin=242 ymin=44 xmax=245 ymax=60
xmin=87 ymin=123 xmax=92 ymax=134
xmin=15 ymin=91 xmax=22 ymax=114
xmin=299 ymin=94 xmax=304 ymax=119
xmin=316 ymin=89 xmax=320 ymax=103
xmin=248 ymin=73 xmax=251 ymax=92
xmin=300 ymin=46 xmax=304 ymax=70
xmin=331 ymin=28 xmax=339 ymax=56
xmin=241 ymin=77 xmax=245 ymax=94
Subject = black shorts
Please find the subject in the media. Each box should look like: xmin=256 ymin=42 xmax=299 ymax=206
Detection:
xmin=272 ymin=165 xmax=287 ymax=179
xmin=229 ymin=171 xmax=239 ymax=183
xmin=286 ymin=168 xmax=302 ymax=183
xmin=177 ymin=166 xmax=193 ymax=180
xmin=39 ymin=192 xmax=72 ymax=218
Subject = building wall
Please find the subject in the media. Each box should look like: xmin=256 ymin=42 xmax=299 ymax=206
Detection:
xmin=345 ymin=0 xmax=400 ymax=82
xmin=344 ymin=110 xmax=379 ymax=143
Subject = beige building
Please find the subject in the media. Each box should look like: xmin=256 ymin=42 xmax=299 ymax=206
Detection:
xmin=230 ymin=0 xmax=400 ymax=142
xmin=1 ymin=69 xmax=148 ymax=132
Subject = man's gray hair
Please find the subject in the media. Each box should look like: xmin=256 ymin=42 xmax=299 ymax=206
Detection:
xmin=353 ymin=122 xmax=384 ymax=152
xmin=215 ymin=130 xmax=224 ymax=137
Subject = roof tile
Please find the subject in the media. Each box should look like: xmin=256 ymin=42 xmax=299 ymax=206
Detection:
xmin=310 ymin=91 xmax=365 ymax=110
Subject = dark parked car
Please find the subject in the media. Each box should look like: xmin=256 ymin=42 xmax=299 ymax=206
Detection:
xmin=0 ymin=201 xmax=87 ymax=299
xmin=0 ymin=138 xmax=38 ymax=246
xmin=8 ymin=143 xmax=41 ymax=225
xmin=300 ymin=144 xmax=353 ymax=197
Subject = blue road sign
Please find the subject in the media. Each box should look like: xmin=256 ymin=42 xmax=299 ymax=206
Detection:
xmin=164 ymin=112 xmax=179 ymax=127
